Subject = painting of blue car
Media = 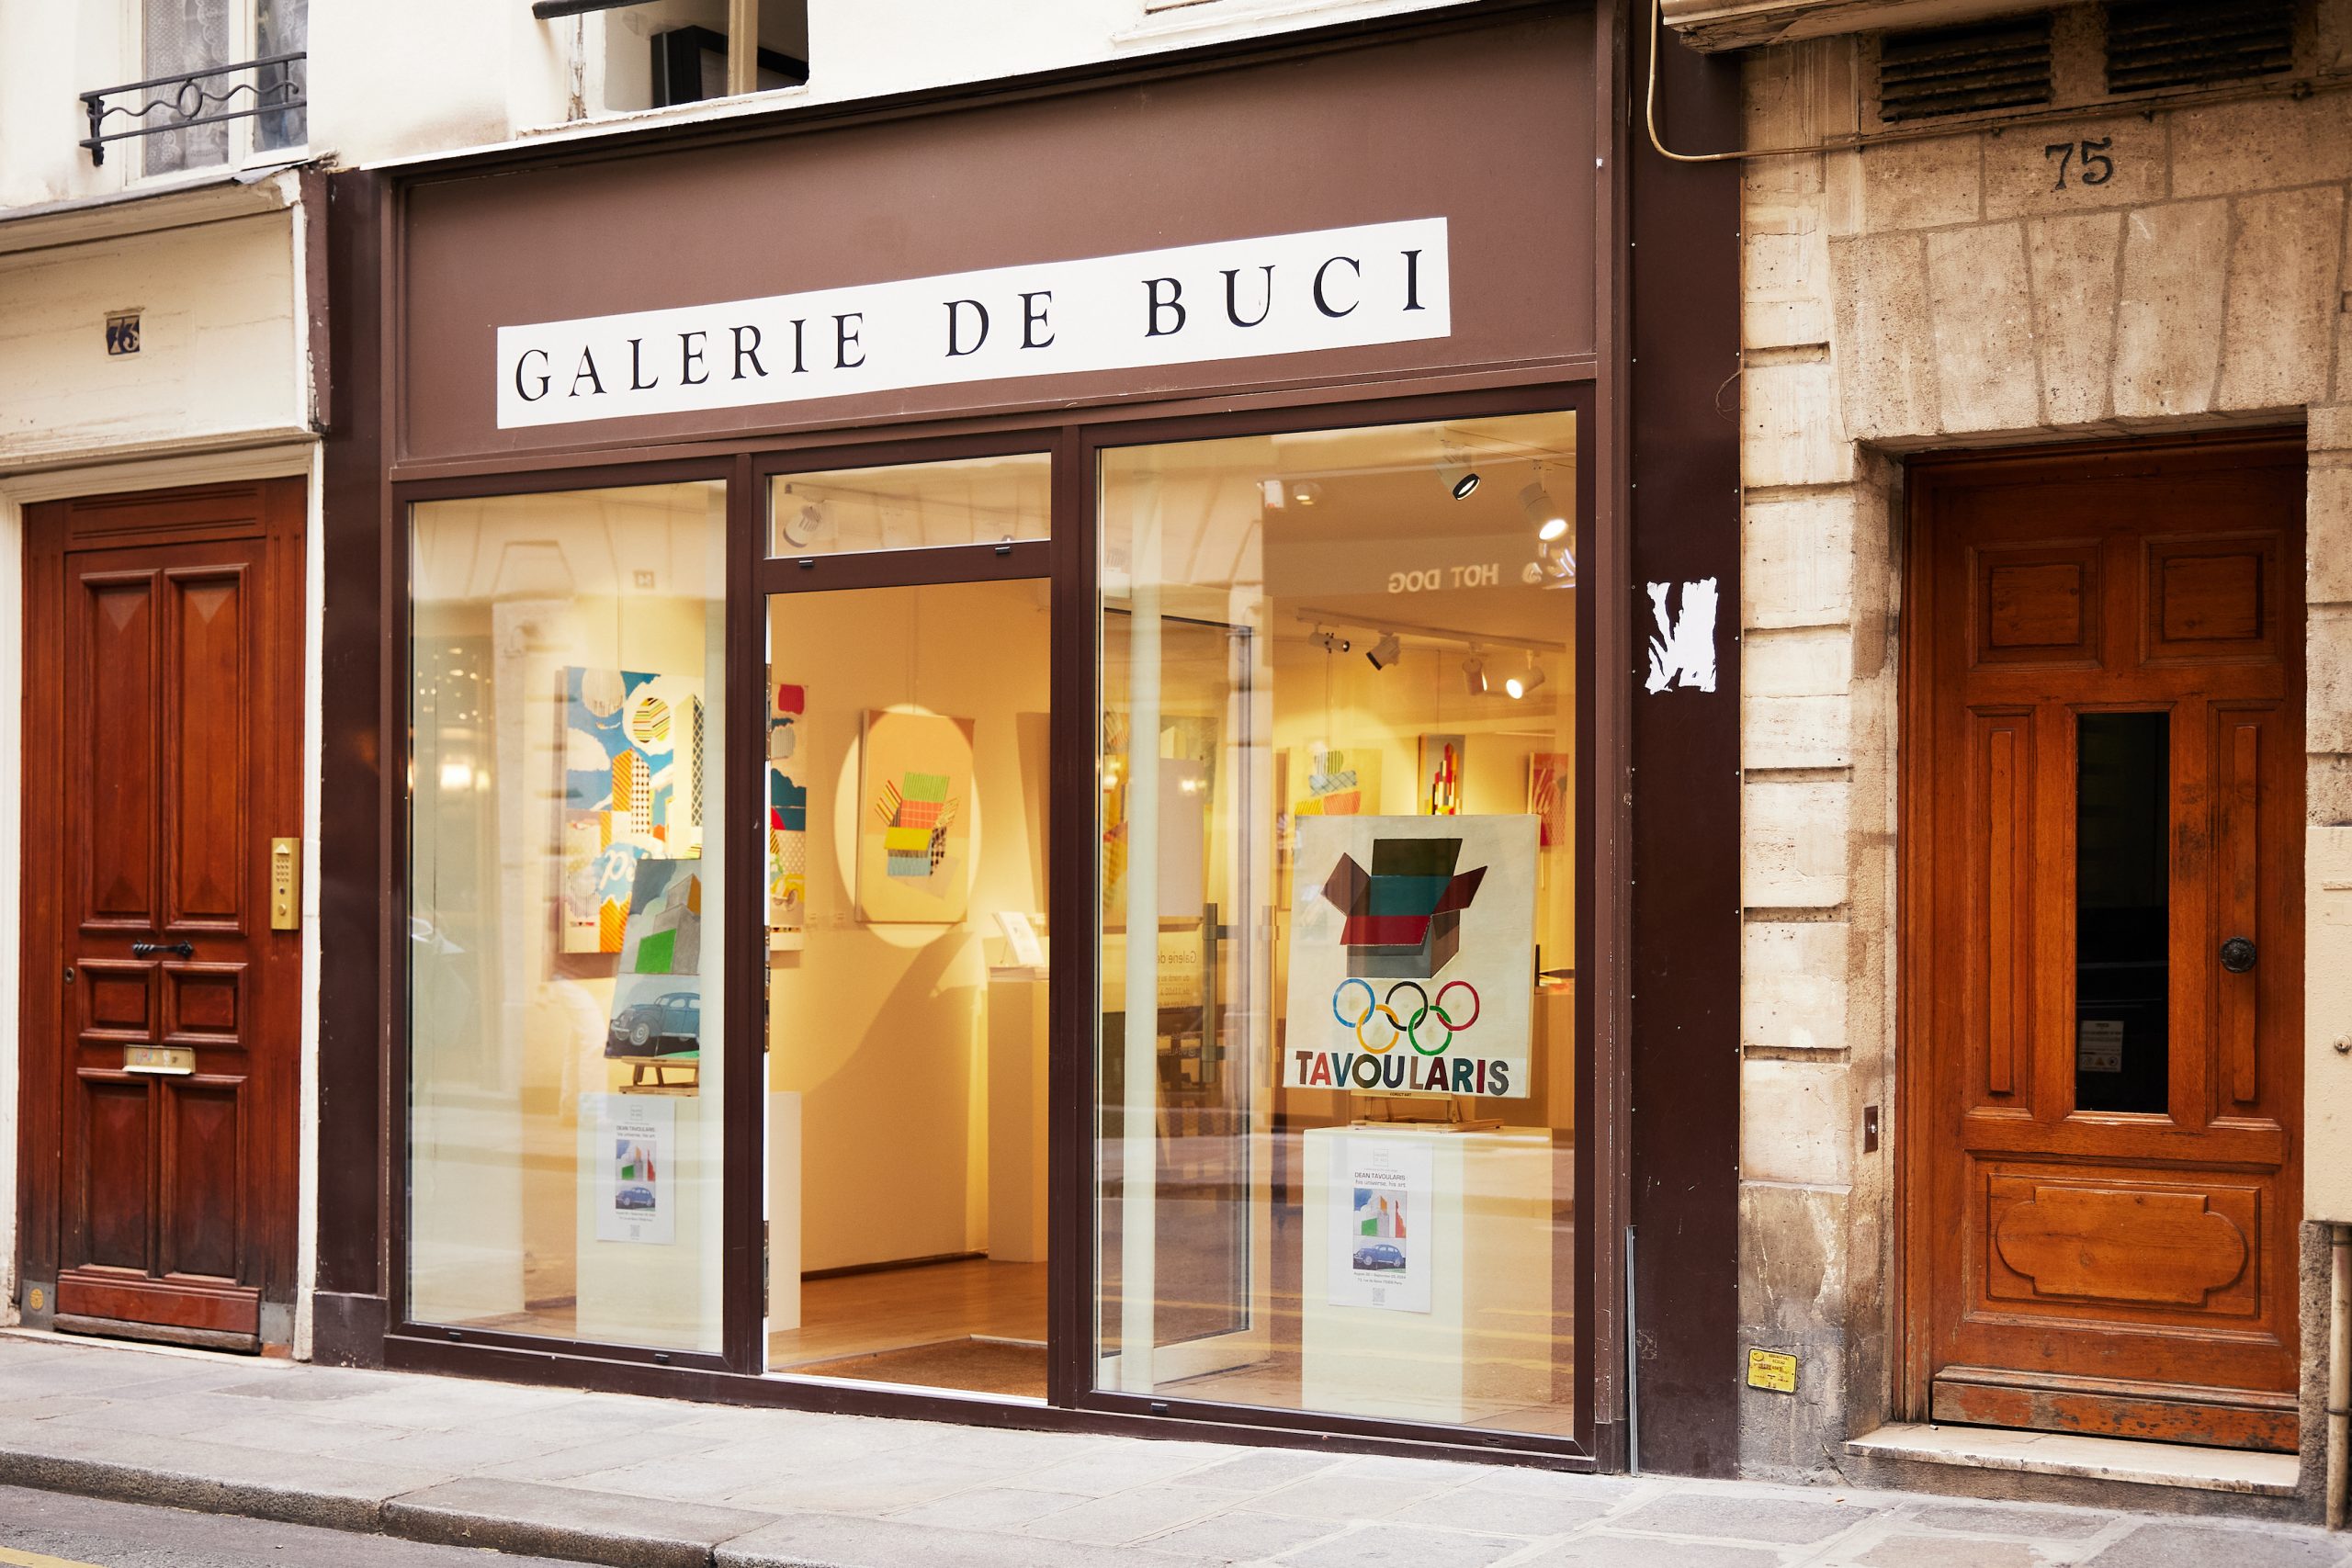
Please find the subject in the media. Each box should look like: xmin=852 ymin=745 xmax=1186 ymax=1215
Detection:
xmin=606 ymin=988 xmax=701 ymax=1057
xmin=1352 ymin=1241 xmax=1407 ymax=1271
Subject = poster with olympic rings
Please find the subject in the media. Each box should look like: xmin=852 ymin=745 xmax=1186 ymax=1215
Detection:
xmin=1284 ymin=814 xmax=1536 ymax=1097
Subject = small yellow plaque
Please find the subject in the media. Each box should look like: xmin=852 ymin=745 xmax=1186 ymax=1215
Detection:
xmin=1747 ymin=1348 xmax=1798 ymax=1393
xmin=27 ymin=1287 xmax=42 ymax=1313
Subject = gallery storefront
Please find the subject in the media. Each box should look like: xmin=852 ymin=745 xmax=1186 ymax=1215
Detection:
xmin=311 ymin=0 xmax=1742 ymax=1473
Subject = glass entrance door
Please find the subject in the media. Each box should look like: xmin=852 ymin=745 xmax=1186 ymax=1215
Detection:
xmin=758 ymin=454 xmax=1054 ymax=1398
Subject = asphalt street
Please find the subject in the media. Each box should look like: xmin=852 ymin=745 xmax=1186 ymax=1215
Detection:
xmin=0 ymin=1486 xmax=575 ymax=1568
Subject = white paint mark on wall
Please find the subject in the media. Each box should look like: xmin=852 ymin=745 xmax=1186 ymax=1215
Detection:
xmin=1645 ymin=578 xmax=1719 ymax=694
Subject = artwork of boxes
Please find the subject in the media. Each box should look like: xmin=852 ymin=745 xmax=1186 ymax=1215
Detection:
xmin=1321 ymin=837 xmax=1487 ymax=979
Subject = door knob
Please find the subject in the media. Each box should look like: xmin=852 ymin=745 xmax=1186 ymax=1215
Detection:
xmin=2219 ymin=936 xmax=2256 ymax=974
xmin=130 ymin=941 xmax=194 ymax=959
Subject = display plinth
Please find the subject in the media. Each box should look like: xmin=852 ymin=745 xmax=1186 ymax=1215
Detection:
xmin=985 ymin=975 xmax=1049 ymax=1263
xmin=766 ymin=1089 xmax=803 ymax=1332
xmin=1301 ymin=1122 xmax=1553 ymax=1425
xmin=575 ymin=1092 xmax=718 ymax=1349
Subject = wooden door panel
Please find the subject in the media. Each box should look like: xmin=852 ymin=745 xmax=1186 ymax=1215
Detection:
xmin=164 ymin=567 xmax=249 ymax=931
xmin=1907 ymin=434 xmax=2304 ymax=1452
xmin=22 ymin=479 xmax=303 ymax=1350
xmin=75 ymin=1077 xmax=153 ymax=1272
xmin=78 ymin=574 xmax=160 ymax=931
xmin=162 ymin=1078 xmax=244 ymax=1281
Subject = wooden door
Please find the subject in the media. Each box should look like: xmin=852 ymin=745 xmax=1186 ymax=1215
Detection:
xmin=19 ymin=481 xmax=305 ymax=1351
xmin=1905 ymin=434 xmax=2305 ymax=1451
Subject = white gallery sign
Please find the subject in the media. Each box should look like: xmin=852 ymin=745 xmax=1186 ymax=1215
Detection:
xmin=496 ymin=218 xmax=1451 ymax=428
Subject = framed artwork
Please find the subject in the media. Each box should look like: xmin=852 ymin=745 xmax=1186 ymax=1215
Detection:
xmin=1417 ymin=733 xmax=1464 ymax=816
xmin=1528 ymin=751 xmax=1571 ymax=849
xmin=561 ymin=666 xmax=704 ymax=953
xmin=1283 ymin=813 xmax=1536 ymax=1097
xmin=1292 ymin=741 xmax=1378 ymax=819
xmin=857 ymin=708 xmax=976 ymax=923
xmin=768 ymin=681 xmax=808 ymax=950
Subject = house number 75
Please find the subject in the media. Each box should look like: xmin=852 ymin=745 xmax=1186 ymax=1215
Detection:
xmin=2045 ymin=138 xmax=2115 ymax=190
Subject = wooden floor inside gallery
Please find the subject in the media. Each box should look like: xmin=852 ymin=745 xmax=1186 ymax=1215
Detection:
xmin=767 ymin=1258 xmax=1049 ymax=1387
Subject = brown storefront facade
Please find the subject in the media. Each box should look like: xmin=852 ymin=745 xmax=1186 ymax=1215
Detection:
xmin=298 ymin=0 xmax=1744 ymax=1475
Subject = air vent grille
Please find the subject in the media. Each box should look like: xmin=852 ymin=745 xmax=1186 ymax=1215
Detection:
xmin=1879 ymin=14 xmax=2054 ymax=123
xmin=2106 ymin=1 xmax=2296 ymax=95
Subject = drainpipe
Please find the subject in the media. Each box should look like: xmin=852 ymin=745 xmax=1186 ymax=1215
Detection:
xmin=2329 ymin=1223 xmax=2349 ymax=1529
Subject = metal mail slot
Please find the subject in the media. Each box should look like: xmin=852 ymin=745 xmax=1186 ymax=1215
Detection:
xmin=123 ymin=1045 xmax=194 ymax=1075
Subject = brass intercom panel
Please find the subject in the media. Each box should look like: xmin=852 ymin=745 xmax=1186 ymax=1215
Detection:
xmin=271 ymin=838 xmax=300 ymax=931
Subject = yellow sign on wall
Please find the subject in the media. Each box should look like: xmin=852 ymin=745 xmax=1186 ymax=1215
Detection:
xmin=1747 ymin=1348 xmax=1798 ymax=1393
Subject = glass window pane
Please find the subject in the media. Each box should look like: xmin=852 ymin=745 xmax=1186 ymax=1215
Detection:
xmin=408 ymin=480 xmax=728 ymax=1354
xmin=142 ymin=0 xmax=231 ymax=175
xmin=769 ymin=453 xmax=1047 ymax=557
xmin=254 ymin=0 xmax=308 ymax=152
xmin=2075 ymin=711 xmax=2169 ymax=1114
xmin=1096 ymin=410 xmax=1580 ymax=1438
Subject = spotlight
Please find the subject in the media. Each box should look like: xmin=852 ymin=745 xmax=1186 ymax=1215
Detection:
xmin=1520 ymin=480 xmax=1567 ymax=542
xmin=1291 ymin=481 xmax=1324 ymax=507
xmin=1365 ymin=631 xmax=1402 ymax=671
xmin=1504 ymin=658 xmax=1548 ymax=700
xmin=1315 ymin=628 xmax=1351 ymax=655
xmin=1450 ymin=469 xmax=1481 ymax=500
xmin=1463 ymin=654 xmax=1488 ymax=695
xmin=777 ymin=484 xmax=831 ymax=548
xmin=1439 ymin=436 xmax=1481 ymax=500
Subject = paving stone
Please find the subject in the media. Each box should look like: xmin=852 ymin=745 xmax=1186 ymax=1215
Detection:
xmin=1279 ymin=1521 xmax=1525 ymax=1568
xmin=720 ymin=1452 xmax=1013 ymax=1514
xmin=45 ymin=1390 xmax=272 ymax=1440
xmin=718 ymin=1511 xmax=1220 ymax=1568
xmin=1023 ymin=1483 xmax=1232 ymax=1544
xmin=213 ymin=1367 xmax=395 ymax=1402
xmin=888 ymin=1485 xmax=1094 ymax=1529
xmin=1388 ymin=1484 xmax=1612 ymax=1537
xmin=471 ymin=1428 xmax=722 ymax=1483
xmin=1146 ymin=1510 xmax=1341 ymax=1560
xmin=386 ymin=1477 xmax=775 ymax=1568
xmin=1236 ymin=1470 xmax=1451 ymax=1522
xmin=326 ymin=1424 xmax=616 ymax=1474
xmin=2085 ymin=1523 xmax=2351 ymax=1568
xmin=1851 ymin=1535 xmax=2051 ymax=1568
xmin=1908 ymin=1503 xmax=2111 ymax=1539
xmin=1015 ymin=1440 xmax=1238 ymax=1496
xmin=1612 ymin=1491 xmax=1867 ymax=1545
xmin=1525 ymin=1533 xmax=1789 ymax=1568
xmin=1182 ymin=1450 xmax=1343 ymax=1491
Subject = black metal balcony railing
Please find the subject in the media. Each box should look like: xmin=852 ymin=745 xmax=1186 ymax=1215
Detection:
xmin=79 ymin=52 xmax=307 ymax=167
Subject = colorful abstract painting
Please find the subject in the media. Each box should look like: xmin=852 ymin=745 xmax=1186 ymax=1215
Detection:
xmin=1528 ymin=751 xmax=1570 ymax=849
xmin=1291 ymin=742 xmax=1379 ymax=820
xmin=561 ymin=667 xmax=704 ymax=953
xmin=768 ymin=682 xmax=808 ymax=951
xmin=857 ymin=709 xmax=975 ymax=923
xmin=1418 ymin=733 xmax=1464 ymax=816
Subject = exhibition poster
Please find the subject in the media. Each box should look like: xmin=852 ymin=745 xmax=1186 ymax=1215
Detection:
xmin=1283 ymin=814 xmax=1536 ymax=1097
xmin=560 ymin=666 xmax=706 ymax=953
xmin=857 ymin=708 xmax=976 ymax=923
xmin=768 ymin=680 xmax=808 ymax=950
xmin=592 ymin=1094 xmax=677 ymax=1245
xmin=1328 ymin=1135 xmax=1434 ymax=1314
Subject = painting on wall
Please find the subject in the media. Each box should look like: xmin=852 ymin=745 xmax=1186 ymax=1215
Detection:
xmin=768 ymin=681 xmax=808 ymax=951
xmin=1101 ymin=712 xmax=1216 ymax=927
xmin=1417 ymin=733 xmax=1465 ymax=816
xmin=1292 ymin=742 xmax=1379 ymax=820
xmin=1283 ymin=813 xmax=1536 ymax=1097
xmin=1528 ymin=751 xmax=1571 ymax=849
xmin=561 ymin=667 xmax=705 ymax=953
xmin=857 ymin=708 xmax=976 ymax=924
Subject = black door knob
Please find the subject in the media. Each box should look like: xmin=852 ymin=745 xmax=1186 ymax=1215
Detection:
xmin=2220 ymin=936 xmax=2256 ymax=974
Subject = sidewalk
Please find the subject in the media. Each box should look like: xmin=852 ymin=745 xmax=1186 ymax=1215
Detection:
xmin=0 ymin=1334 xmax=2343 ymax=1568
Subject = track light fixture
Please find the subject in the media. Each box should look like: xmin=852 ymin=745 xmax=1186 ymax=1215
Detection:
xmin=1463 ymin=653 xmax=1488 ymax=695
xmin=1314 ymin=627 xmax=1351 ymax=656
xmin=1520 ymin=479 xmax=1568 ymax=543
xmin=1365 ymin=631 xmax=1402 ymax=671
xmin=1504 ymin=657 xmax=1547 ymax=701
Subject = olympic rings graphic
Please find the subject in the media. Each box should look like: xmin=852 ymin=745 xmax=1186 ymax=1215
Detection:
xmin=1330 ymin=977 xmax=1482 ymax=1056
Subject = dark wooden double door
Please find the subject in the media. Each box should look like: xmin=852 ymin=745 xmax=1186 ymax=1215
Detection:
xmin=1908 ymin=435 xmax=2305 ymax=1450
xmin=20 ymin=481 xmax=304 ymax=1349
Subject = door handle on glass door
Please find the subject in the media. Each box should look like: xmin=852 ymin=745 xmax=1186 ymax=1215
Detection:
xmin=2220 ymin=936 xmax=2256 ymax=974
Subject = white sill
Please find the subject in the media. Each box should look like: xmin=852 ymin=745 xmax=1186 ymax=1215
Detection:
xmin=1848 ymin=1422 xmax=2302 ymax=1495
xmin=517 ymin=85 xmax=815 ymax=145
xmin=122 ymin=145 xmax=313 ymax=194
xmin=1118 ymin=0 xmax=1453 ymax=45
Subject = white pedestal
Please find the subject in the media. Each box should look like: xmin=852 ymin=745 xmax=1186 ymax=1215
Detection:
xmin=1302 ymin=1122 xmax=1554 ymax=1425
xmin=575 ymin=1092 xmax=718 ymax=1350
xmin=986 ymin=974 xmax=1050 ymax=1263
xmin=766 ymin=1089 xmax=803 ymax=1333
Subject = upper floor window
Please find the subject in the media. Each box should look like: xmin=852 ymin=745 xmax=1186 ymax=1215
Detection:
xmin=129 ymin=0 xmax=306 ymax=176
xmin=533 ymin=1 xmax=808 ymax=118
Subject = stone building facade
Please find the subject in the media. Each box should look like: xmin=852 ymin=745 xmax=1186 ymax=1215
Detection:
xmin=1704 ymin=0 xmax=2352 ymax=1517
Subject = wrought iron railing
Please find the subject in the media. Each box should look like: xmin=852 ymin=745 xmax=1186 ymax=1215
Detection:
xmin=79 ymin=52 xmax=307 ymax=167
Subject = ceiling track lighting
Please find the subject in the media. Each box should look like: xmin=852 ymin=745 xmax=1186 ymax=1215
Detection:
xmin=1519 ymin=478 xmax=1568 ymax=544
xmin=1364 ymin=631 xmax=1402 ymax=671
xmin=1503 ymin=656 xmax=1548 ymax=701
xmin=1463 ymin=653 xmax=1488 ymax=695
xmin=1314 ymin=627 xmax=1351 ymax=656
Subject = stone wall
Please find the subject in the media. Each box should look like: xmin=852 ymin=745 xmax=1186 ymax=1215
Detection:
xmin=1735 ymin=21 xmax=2352 ymax=1485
